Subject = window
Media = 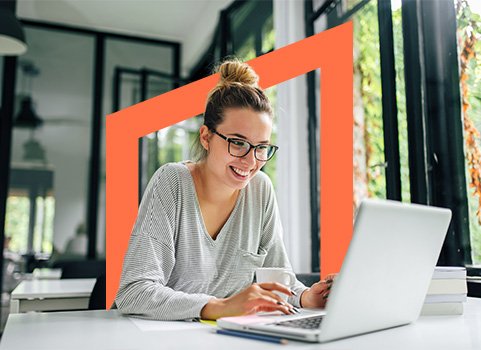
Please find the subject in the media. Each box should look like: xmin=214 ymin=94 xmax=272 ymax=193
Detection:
xmin=456 ymin=0 xmax=481 ymax=265
xmin=5 ymin=195 xmax=29 ymax=253
xmin=189 ymin=0 xmax=277 ymax=185
xmin=308 ymin=0 xmax=479 ymax=269
xmin=104 ymin=38 xmax=176 ymax=197
xmin=229 ymin=0 xmax=277 ymax=186
xmin=6 ymin=26 xmax=94 ymax=259
xmin=350 ymin=1 xmax=387 ymax=203
xmin=5 ymin=195 xmax=55 ymax=254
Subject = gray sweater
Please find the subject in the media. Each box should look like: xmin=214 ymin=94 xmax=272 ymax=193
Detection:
xmin=115 ymin=162 xmax=308 ymax=320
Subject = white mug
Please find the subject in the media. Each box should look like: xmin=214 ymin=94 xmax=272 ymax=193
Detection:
xmin=255 ymin=267 xmax=296 ymax=301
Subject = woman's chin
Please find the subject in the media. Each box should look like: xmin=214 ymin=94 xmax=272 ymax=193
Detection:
xmin=227 ymin=166 xmax=252 ymax=187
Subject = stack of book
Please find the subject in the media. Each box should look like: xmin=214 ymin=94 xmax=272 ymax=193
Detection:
xmin=421 ymin=266 xmax=467 ymax=316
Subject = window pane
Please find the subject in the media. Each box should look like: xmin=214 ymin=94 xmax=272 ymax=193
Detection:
xmin=5 ymin=196 xmax=29 ymax=253
xmin=456 ymin=0 xmax=481 ymax=264
xmin=229 ymin=2 xmax=277 ymax=187
xmin=262 ymin=87 xmax=277 ymax=187
xmin=100 ymin=38 xmax=175 ymax=255
xmin=8 ymin=27 xmax=94 ymax=258
xmin=351 ymin=1 xmax=386 ymax=206
xmin=230 ymin=1 xmax=272 ymax=57
xmin=314 ymin=1 xmax=392 ymax=210
xmin=262 ymin=15 xmax=275 ymax=53
xmin=392 ymin=0 xmax=411 ymax=202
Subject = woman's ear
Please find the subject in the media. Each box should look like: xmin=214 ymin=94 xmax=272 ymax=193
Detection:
xmin=199 ymin=125 xmax=210 ymax=151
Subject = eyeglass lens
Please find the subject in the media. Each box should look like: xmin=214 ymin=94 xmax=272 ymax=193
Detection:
xmin=228 ymin=139 xmax=275 ymax=160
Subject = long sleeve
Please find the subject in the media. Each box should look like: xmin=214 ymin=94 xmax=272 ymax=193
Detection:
xmin=115 ymin=165 xmax=214 ymax=320
xmin=260 ymin=176 xmax=309 ymax=308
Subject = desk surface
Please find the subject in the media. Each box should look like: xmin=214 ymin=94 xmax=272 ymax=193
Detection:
xmin=10 ymin=278 xmax=96 ymax=299
xmin=1 ymin=298 xmax=480 ymax=350
xmin=32 ymin=268 xmax=62 ymax=280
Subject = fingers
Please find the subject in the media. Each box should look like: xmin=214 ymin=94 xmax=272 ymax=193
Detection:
xmin=256 ymin=282 xmax=296 ymax=297
xmin=253 ymin=284 xmax=297 ymax=313
xmin=321 ymin=286 xmax=331 ymax=301
xmin=310 ymin=280 xmax=330 ymax=293
xmin=262 ymin=290 xmax=287 ymax=304
xmin=322 ymin=278 xmax=335 ymax=301
xmin=313 ymin=274 xmax=337 ymax=290
xmin=323 ymin=274 xmax=337 ymax=300
xmin=225 ymin=284 xmax=303 ymax=318
xmin=245 ymin=296 xmax=299 ymax=315
xmin=308 ymin=277 xmax=335 ymax=304
xmin=325 ymin=273 xmax=338 ymax=283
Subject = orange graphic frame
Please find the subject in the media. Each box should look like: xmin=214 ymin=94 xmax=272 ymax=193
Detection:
xmin=106 ymin=22 xmax=353 ymax=307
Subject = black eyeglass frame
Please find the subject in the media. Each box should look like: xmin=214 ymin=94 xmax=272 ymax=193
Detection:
xmin=210 ymin=128 xmax=279 ymax=161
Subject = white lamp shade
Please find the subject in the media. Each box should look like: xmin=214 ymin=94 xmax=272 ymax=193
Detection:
xmin=0 ymin=34 xmax=27 ymax=55
xmin=0 ymin=8 xmax=27 ymax=56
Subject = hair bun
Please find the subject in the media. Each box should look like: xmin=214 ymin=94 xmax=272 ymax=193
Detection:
xmin=217 ymin=59 xmax=259 ymax=88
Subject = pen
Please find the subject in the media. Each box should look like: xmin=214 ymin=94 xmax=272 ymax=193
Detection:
xmin=216 ymin=328 xmax=288 ymax=345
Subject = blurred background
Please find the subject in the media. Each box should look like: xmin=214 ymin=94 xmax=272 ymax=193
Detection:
xmin=0 ymin=0 xmax=480 ymax=332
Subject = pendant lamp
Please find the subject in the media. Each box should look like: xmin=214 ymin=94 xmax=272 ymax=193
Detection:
xmin=0 ymin=0 xmax=27 ymax=56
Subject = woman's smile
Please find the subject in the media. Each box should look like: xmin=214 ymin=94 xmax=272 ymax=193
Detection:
xmin=230 ymin=166 xmax=251 ymax=179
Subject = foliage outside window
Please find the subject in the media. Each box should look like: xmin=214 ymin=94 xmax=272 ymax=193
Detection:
xmin=352 ymin=1 xmax=385 ymax=208
xmin=232 ymin=3 xmax=277 ymax=187
xmin=4 ymin=196 xmax=29 ymax=253
xmin=159 ymin=119 xmax=200 ymax=166
xmin=4 ymin=195 xmax=54 ymax=254
xmin=351 ymin=0 xmax=411 ymax=209
xmin=456 ymin=0 xmax=481 ymax=264
xmin=158 ymin=2 xmax=276 ymax=183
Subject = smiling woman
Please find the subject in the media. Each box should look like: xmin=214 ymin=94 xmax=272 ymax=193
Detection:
xmin=115 ymin=59 xmax=334 ymax=321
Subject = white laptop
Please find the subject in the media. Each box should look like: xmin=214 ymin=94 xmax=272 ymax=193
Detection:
xmin=217 ymin=199 xmax=452 ymax=343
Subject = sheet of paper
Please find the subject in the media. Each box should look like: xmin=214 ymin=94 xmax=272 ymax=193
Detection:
xmin=129 ymin=317 xmax=208 ymax=332
xmin=200 ymin=319 xmax=217 ymax=327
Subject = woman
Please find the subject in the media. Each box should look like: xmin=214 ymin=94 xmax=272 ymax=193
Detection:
xmin=116 ymin=59 xmax=333 ymax=320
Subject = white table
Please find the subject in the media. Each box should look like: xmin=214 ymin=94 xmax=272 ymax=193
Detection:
xmin=9 ymin=278 xmax=96 ymax=313
xmin=32 ymin=268 xmax=62 ymax=280
xmin=1 ymin=298 xmax=480 ymax=350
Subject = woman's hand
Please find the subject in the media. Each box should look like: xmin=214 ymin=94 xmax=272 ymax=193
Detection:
xmin=200 ymin=282 xmax=299 ymax=320
xmin=300 ymin=273 xmax=337 ymax=308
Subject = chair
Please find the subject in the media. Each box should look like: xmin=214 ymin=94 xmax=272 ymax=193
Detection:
xmin=296 ymin=273 xmax=320 ymax=287
xmin=88 ymin=274 xmax=106 ymax=310
xmin=52 ymin=259 xmax=106 ymax=279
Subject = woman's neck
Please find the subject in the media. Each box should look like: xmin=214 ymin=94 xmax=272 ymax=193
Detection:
xmin=192 ymin=162 xmax=239 ymax=205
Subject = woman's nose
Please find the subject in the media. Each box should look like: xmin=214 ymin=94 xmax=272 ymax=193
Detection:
xmin=241 ymin=148 xmax=256 ymax=166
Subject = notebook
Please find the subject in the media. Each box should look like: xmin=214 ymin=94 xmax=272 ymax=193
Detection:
xmin=217 ymin=199 xmax=452 ymax=343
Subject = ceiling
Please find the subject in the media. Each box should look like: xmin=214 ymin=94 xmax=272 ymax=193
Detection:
xmin=17 ymin=0 xmax=234 ymax=75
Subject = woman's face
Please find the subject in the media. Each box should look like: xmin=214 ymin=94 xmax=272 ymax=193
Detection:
xmin=201 ymin=108 xmax=273 ymax=191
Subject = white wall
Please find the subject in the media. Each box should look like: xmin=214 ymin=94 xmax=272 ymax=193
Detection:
xmin=273 ymin=0 xmax=312 ymax=273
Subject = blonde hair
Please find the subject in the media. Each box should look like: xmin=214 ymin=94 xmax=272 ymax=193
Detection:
xmin=192 ymin=59 xmax=273 ymax=161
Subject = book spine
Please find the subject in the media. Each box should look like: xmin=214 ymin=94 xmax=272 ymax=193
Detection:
xmin=421 ymin=302 xmax=464 ymax=316
xmin=432 ymin=267 xmax=466 ymax=279
xmin=426 ymin=279 xmax=467 ymax=294
xmin=424 ymin=294 xmax=467 ymax=303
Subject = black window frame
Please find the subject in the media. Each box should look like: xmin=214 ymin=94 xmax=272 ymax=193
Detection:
xmin=306 ymin=0 xmax=476 ymax=273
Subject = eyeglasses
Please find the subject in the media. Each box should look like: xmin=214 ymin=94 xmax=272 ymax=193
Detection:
xmin=210 ymin=129 xmax=278 ymax=161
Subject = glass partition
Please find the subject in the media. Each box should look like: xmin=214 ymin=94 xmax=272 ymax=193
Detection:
xmin=6 ymin=26 xmax=94 ymax=263
xmin=96 ymin=38 xmax=176 ymax=254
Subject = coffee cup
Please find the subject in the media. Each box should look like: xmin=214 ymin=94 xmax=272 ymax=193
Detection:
xmin=255 ymin=267 xmax=296 ymax=301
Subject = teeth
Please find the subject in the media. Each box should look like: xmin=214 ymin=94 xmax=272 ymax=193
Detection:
xmin=232 ymin=167 xmax=249 ymax=177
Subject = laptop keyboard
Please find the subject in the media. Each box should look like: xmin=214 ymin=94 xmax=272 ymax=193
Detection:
xmin=274 ymin=315 xmax=324 ymax=329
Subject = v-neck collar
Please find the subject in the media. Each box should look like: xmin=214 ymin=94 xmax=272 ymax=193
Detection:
xmin=180 ymin=162 xmax=245 ymax=245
